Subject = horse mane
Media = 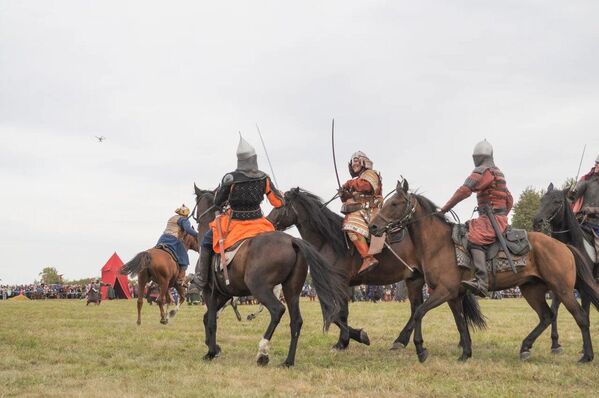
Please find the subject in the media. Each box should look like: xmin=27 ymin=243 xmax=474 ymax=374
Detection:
xmin=288 ymin=188 xmax=347 ymax=256
xmin=559 ymin=189 xmax=586 ymax=249
xmin=413 ymin=193 xmax=448 ymax=224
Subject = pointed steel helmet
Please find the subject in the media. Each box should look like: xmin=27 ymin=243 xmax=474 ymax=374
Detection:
xmin=236 ymin=134 xmax=256 ymax=161
xmin=473 ymin=140 xmax=493 ymax=157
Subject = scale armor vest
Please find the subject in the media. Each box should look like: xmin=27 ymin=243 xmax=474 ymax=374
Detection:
xmin=163 ymin=215 xmax=183 ymax=239
xmin=475 ymin=166 xmax=510 ymax=212
xmin=224 ymin=172 xmax=268 ymax=220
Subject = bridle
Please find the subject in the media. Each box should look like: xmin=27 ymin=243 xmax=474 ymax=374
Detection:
xmin=272 ymin=196 xmax=300 ymax=232
xmin=543 ymin=197 xmax=570 ymax=235
xmin=193 ymin=192 xmax=216 ymax=223
xmin=375 ymin=192 xmax=417 ymax=233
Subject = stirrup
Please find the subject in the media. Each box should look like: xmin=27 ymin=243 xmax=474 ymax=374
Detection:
xmin=357 ymin=257 xmax=379 ymax=276
xmin=461 ymin=280 xmax=488 ymax=298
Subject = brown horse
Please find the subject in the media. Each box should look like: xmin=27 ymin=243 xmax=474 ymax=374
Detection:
xmin=370 ymin=179 xmax=599 ymax=362
xmin=267 ymin=188 xmax=485 ymax=351
xmin=533 ymin=183 xmax=599 ymax=353
xmin=121 ymin=231 xmax=198 ymax=325
xmin=194 ymin=186 xmax=346 ymax=367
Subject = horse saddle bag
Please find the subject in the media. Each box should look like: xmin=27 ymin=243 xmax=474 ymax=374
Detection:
xmin=214 ymin=239 xmax=249 ymax=271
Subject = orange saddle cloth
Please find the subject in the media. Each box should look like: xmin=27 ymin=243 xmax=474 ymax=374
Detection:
xmin=209 ymin=213 xmax=275 ymax=254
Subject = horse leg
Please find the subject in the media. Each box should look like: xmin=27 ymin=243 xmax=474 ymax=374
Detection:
xmin=281 ymin=283 xmax=303 ymax=367
xmin=157 ymin=281 xmax=169 ymax=325
xmin=252 ymin=287 xmax=286 ymax=366
xmin=447 ymin=297 xmax=472 ymax=361
xmin=137 ymin=272 xmax=147 ymax=326
xmin=549 ymin=295 xmax=563 ymax=354
xmin=331 ymin=299 xmax=352 ymax=350
xmin=231 ymin=298 xmax=242 ymax=322
xmin=391 ymin=277 xmax=424 ymax=349
xmin=412 ymin=287 xmax=452 ymax=363
xmin=518 ymin=283 xmax=555 ymax=361
xmin=203 ymin=292 xmax=229 ymax=361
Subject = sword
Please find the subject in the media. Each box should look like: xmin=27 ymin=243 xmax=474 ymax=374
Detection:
xmin=481 ymin=205 xmax=516 ymax=273
xmin=255 ymin=124 xmax=279 ymax=188
xmin=574 ymin=144 xmax=587 ymax=183
xmin=213 ymin=212 xmax=230 ymax=285
xmin=331 ymin=118 xmax=342 ymax=190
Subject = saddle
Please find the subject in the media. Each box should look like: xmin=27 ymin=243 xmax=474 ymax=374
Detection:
xmin=580 ymin=225 xmax=599 ymax=263
xmin=155 ymin=244 xmax=178 ymax=264
xmin=213 ymin=238 xmax=250 ymax=272
xmin=451 ymin=224 xmax=531 ymax=274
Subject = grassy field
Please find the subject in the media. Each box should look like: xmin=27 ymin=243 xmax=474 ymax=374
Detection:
xmin=1 ymin=298 xmax=598 ymax=398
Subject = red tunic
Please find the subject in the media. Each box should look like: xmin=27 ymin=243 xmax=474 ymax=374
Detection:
xmin=442 ymin=166 xmax=513 ymax=245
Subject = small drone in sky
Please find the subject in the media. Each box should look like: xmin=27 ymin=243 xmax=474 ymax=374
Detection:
xmin=95 ymin=136 xmax=106 ymax=143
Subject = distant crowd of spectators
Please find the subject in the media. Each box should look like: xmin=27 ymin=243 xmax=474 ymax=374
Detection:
xmin=0 ymin=284 xmax=85 ymax=300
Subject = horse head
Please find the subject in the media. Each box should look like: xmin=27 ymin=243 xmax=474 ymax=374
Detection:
xmin=532 ymin=183 xmax=566 ymax=232
xmin=369 ymin=179 xmax=412 ymax=237
xmin=193 ymin=183 xmax=216 ymax=236
xmin=267 ymin=187 xmax=301 ymax=231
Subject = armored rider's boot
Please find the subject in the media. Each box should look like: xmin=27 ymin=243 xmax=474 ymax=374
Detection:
xmin=462 ymin=248 xmax=489 ymax=298
xmin=193 ymin=248 xmax=212 ymax=290
xmin=352 ymin=235 xmax=379 ymax=276
xmin=176 ymin=266 xmax=187 ymax=287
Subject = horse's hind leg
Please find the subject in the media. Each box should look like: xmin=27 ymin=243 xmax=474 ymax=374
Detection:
xmin=549 ymin=295 xmax=563 ymax=353
xmin=137 ymin=272 xmax=148 ymax=326
xmin=157 ymin=281 xmax=170 ymax=325
xmin=391 ymin=277 xmax=424 ymax=349
xmin=252 ymin=287 xmax=286 ymax=366
xmin=519 ymin=282 xmax=554 ymax=361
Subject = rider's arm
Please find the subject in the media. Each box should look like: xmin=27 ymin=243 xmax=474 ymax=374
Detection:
xmin=177 ymin=217 xmax=199 ymax=238
xmin=214 ymin=174 xmax=234 ymax=207
xmin=265 ymin=177 xmax=284 ymax=208
xmin=440 ymin=169 xmax=494 ymax=213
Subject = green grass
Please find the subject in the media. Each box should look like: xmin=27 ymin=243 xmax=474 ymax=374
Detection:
xmin=1 ymin=298 xmax=598 ymax=397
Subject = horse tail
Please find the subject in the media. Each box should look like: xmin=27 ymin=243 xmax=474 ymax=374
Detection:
xmin=292 ymin=238 xmax=347 ymax=331
xmin=462 ymin=292 xmax=487 ymax=331
xmin=121 ymin=252 xmax=152 ymax=276
xmin=568 ymin=244 xmax=599 ymax=311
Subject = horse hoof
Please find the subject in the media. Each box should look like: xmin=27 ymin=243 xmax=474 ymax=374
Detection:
xmin=279 ymin=361 xmax=293 ymax=368
xmin=331 ymin=342 xmax=348 ymax=351
xmin=520 ymin=351 xmax=531 ymax=361
xmin=578 ymin=354 xmax=593 ymax=363
xmin=551 ymin=346 xmax=563 ymax=355
xmin=160 ymin=319 xmax=168 ymax=325
xmin=256 ymin=354 xmax=269 ymax=366
xmin=390 ymin=342 xmax=407 ymax=350
xmin=169 ymin=310 xmax=177 ymax=318
xmin=136 ymin=321 xmax=141 ymax=326
xmin=458 ymin=354 xmax=470 ymax=362
xmin=203 ymin=353 xmax=216 ymax=361
xmin=359 ymin=330 xmax=371 ymax=346
xmin=417 ymin=349 xmax=428 ymax=363
xmin=247 ymin=314 xmax=256 ymax=321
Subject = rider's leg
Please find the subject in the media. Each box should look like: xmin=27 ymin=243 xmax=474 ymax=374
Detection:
xmin=348 ymin=232 xmax=379 ymax=275
xmin=193 ymin=229 xmax=214 ymax=289
xmin=462 ymin=243 xmax=489 ymax=298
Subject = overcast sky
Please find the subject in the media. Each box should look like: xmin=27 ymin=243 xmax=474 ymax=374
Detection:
xmin=1 ymin=1 xmax=598 ymax=284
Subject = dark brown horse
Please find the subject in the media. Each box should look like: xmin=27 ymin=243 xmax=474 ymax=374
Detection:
xmin=267 ymin=188 xmax=485 ymax=351
xmin=121 ymin=231 xmax=198 ymax=325
xmin=194 ymin=186 xmax=346 ymax=367
xmin=533 ymin=183 xmax=599 ymax=353
xmin=370 ymin=179 xmax=599 ymax=362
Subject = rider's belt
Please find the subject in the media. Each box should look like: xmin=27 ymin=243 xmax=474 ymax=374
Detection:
xmin=476 ymin=207 xmax=507 ymax=216
xmin=231 ymin=208 xmax=263 ymax=220
xmin=341 ymin=202 xmax=364 ymax=214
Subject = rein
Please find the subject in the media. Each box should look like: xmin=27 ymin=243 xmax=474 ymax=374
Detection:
xmin=545 ymin=198 xmax=571 ymax=235
xmin=376 ymin=193 xmax=442 ymax=233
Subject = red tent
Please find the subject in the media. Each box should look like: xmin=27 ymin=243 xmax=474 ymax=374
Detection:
xmin=100 ymin=252 xmax=132 ymax=300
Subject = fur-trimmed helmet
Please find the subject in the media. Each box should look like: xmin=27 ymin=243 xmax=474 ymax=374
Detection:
xmin=348 ymin=151 xmax=373 ymax=177
xmin=175 ymin=204 xmax=190 ymax=217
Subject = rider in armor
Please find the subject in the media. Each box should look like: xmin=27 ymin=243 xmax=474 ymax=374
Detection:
xmin=440 ymin=140 xmax=513 ymax=297
xmin=156 ymin=205 xmax=198 ymax=287
xmin=570 ymin=155 xmax=599 ymax=236
xmin=339 ymin=151 xmax=383 ymax=276
xmin=193 ymin=135 xmax=284 ymax=289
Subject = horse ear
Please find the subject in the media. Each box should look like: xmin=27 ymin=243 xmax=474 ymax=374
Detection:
xmin=547 ymin=182 xmax=554 ymax=192
xmin=402 ymin=179 xmax=409 ymax=193
xmin=194 ymin=183 xmax=201 ymax=195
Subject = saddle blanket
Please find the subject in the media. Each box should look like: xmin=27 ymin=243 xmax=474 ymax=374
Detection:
xmin=215 ymin=239 xmax=249 ymax=271
xmin=210 ymin=212 xmax=275 ymax=253
xmin=455 ymin=245 xmax=527 ymax=274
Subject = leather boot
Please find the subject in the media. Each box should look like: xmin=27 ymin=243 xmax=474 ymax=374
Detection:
xmin=462 ymin=248 xmax=489 ymax=298
xmin=176 ymin=266 xmax=187 ymax=287
xmin=352 ymin=235 xmax=379 ymax=276
xmin=192 ymin=248 xmax=212 ymax=290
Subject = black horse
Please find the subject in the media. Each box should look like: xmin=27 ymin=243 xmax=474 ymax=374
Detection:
xmin=194 ymin=186 xmax=347 ymax=367
xmin=267 ymin=188 xmax=485 ymax=351
xmin=533 ymin=183 xmax=599 ymax=353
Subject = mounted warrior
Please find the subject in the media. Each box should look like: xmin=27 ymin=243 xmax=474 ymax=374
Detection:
xmin=440 ymin=140 xmax=513 ymax=297
xmin=155 ymin=205 xmax=199 ymax=287
xmin=339 ymin=151 xmax=383 ymax=276
xmin=570 ymin=155 xmax=599 ymax=240
xmin=193 ymin=135 xmax=284 ymax=289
